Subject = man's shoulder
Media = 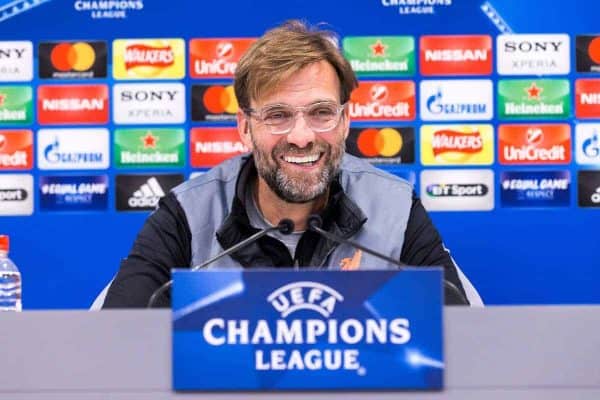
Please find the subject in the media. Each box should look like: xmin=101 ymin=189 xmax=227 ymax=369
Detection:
xmin=340 ymin=154 xmax=413 ymax=192
xmin=172 ymin=155 xmax=246 ymax=197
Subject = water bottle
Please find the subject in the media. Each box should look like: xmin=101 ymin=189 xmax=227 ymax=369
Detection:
xmin=0 ymin=235 xmax=22 ymax=312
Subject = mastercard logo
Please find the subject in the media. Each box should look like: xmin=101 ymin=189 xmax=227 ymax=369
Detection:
xmin=356 ymin=128 xmax=403 ymax=157
xmin=202 ymin=85 xmax=238 ymax=114
xmin=588 ymin=37 xmax=600 ymax=64
xmin=50 ymin=42 xmax=96 ymax=72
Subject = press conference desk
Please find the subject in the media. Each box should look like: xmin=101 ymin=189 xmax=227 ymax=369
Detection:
xmin=1 ymin=307 xmax=599 ymax=400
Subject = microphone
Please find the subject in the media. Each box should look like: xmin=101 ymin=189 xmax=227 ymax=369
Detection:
xmin=307 ymin=215 xmax=469 ymax=305
xmin=147 ymin=218 xmax=295 ymax=308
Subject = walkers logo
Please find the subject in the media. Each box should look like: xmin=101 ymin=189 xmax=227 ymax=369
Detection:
xmin=575 ymin=35 xmax=600 ymax=73
xmin=191 ymin=84 xmax=238 ymax=122
xmin=346 ymin=127 xmax=414 ymax=164
xmin=497 ymin=34 xmax=570 ymax=75
xmin=113 ymin=83 xmax=185 ymax=124
xmin=114 ymin=128 xmax=185 ymax=168
xmin=37 ymin=84 xmax=108 ymax=125
xmin=116 ymin=174 xmax=183 ymax=211
xmin=0 ymin=41 xmax=33 ymax=81
xmin=342 ymin=36 xmax=415 ymax=76
xmin=349 ymin=81 xmax=415 ymax=121
xmin=419 ymin=35 xmax=492 ymax=76
xmin=497 ymin=79 xmax=570 ymax=119
xmin=0 ymin=130 xmax=32 ymax=170
xmin=39 ymin=175 xmax=108 ymax=211
xmin=576 ymin=123 xmax=600 ymax=165
xmin=575 ymin=79 xmax=600 ymax=118
xmin=113 ymin=39 xmax=185 ymax=79
xmin=0 ymin=174 xmax=33 ymax=215
xmin=420 ymin=169 xmax=494 ymax=211
xmin=190 ymin=38 xmax=256 ymax=79
xmin=39 ymin=41 xmax=107 ymax=79
xmin=37 ymin=128 xmax=109 ymax=170
xmin=578 ymin=170 xmax=600 ymax=207
xmin=0 ymin=86 xmax=33 ymax=125
xmin=498 ymin=124 xmax=571 ymax=165
xmin=420 ymin=124 xmax=493 ymax=165
xmin=500 ymin=171 xmax=570 ymax=207
xmin=190 ymin=127 xmax=248 ymax=167
xmin=420 ymin=79 xmax=492 ymax=121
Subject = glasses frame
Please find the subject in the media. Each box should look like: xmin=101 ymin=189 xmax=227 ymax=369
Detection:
xmin=243 ymin=101 xmax=347 ymax=135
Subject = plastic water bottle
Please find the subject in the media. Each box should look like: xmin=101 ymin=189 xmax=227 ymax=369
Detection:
xmin=0 ymin=235 xmax=22 ymax=312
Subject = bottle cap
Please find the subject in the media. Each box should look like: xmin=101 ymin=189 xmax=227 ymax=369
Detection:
xmin=0 ymin=235 xmax=9 ymax=252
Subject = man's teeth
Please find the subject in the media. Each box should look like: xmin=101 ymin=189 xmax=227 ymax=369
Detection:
xmin=284 ymin=154 xmax=319 ymax=164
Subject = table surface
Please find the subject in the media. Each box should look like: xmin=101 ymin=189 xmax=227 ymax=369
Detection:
xmin=0 ymin=306 xmax=599 ymax=399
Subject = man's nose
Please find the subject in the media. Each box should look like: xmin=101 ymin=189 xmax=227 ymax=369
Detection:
xmin=285 ymin=113 xmax=315 ymax=148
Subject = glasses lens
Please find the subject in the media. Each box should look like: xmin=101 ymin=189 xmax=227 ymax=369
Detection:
xmin=261 ymin=106 xmax=294 ymax=134
xmin=307 ymin=103 xmax=340 ymax=131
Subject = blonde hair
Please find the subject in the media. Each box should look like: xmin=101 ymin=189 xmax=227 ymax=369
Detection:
xmin=234 ymin=20 xmax=358 ymax=111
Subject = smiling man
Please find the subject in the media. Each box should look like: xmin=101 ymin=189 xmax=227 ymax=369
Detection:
xmin=100 ymin=20 xmax=482 ymax=308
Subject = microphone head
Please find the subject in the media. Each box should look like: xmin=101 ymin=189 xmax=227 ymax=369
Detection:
xmin=307 ymin=214 xmax=323 ymax=230
xmin=276 ymin=219 xmax=295 ymax=235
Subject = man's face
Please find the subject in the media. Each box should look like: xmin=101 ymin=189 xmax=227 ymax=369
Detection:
xmin=238 ymin=61 xmax=350 ymax=203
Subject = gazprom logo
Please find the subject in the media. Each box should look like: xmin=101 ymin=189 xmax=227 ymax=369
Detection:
xmin=267 ymin=281 xmax=344 ymax=318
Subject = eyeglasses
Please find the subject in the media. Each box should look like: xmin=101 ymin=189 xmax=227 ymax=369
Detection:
xmin=244 ymin=101 xmax=347 ymax=135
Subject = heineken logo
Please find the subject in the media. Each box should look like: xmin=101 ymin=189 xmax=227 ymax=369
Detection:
xmin=342 ymin=36 xmax=414 ymax=76
xmin=114 ymin=128 xmax=185 ymax=168
xmin=0 ymin=86 xmax=32 ymax=124
xmin=498 ymin=79 xmax=570 ymax=119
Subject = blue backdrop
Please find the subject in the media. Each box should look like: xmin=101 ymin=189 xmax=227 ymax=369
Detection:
xmin=0 ymin=0 xmax=598 ymax=308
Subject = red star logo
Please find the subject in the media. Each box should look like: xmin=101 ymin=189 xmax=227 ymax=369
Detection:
xmin=526 ymin=82 xmax=543 ymax=100
xmin=0 ymin=94 xmax=5 ymax=106
xmin=141 ymin=132 xmax=158 ymax=148
xmin=370 ymin=39 xmax=388 ymax=57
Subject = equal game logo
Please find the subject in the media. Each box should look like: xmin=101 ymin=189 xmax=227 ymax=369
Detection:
xmin=189 ymin=38 xmax=256 ymax=79
xmin=346 ymin=127 xmax=414 ymax=164
xmin=349 ymin=81 xmax=415 ymax=121
xmin=420 ymin=124 xmax=493 ymax=166
xmin=419 ymin=35 xmax=492 ymax=76
xmin=39 ymin=175 xmax=108 ymax=211
xmin=0 ymin=130 xmax=32 ymax=170
xmin=114 ymin=128 xmax=185 ymax=168
xmin=576 ymin=35 xmax=600 ymax=73
xmin=498 ymin=124 xmax=571 ymax=165
xmin=112 ymin=83 xmax=185 ymax=124
xmin=419 ymin=79 xmax=492 ymax=121
xmin=37 ymin=128 xmax=109 ymax=170
xmin=191 ymin=84 xmax=238 ymax=122
xmin=190 ymin=127 xmax=248 ymax=168
xmin=420 ymin=169 xmax=494 ymax=211
xmin=0 ymin=174 xmax=33 ymax=215
xmin=575 ymin=123 xmax=600 ymax=165
xmin=113 ymin=39 xmax=185 ymax=79
xmin=38 ymin=41 xmax=107 ymax=79
xmin=115 ymin=173 xmax=184 ymax=211
xmin=500 ymin=171 xmax=570 ymax=207
xmin=342 ymin=36 xmax=415 ymax=76
xmin=37 ymin=84 xmax=108 ymax=125
xmin=0 ymin=41 xmax=33 ymax=81
xmin=497 ymin=79 xmax=570 ymax=119
xmin=497 ymin=34 xmax=570 ymax=75
xmin=578 ymin=170 xmax=600 ymax=207
xmin=575 ymin=79 xmax=600 ymax=118
xmin=0 ymin=86 xmax=33 ymax=125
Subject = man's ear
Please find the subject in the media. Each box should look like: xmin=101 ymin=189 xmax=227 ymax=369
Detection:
xmin=237 ymin=111 xmax=253 ymax=151
xmin=342 ymin=105 xmax=351 ymax=140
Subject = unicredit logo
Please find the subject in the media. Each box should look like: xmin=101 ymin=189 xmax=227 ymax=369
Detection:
xmin=124 ymin=44 xmax=174 ymax=69
xmin=370 ymin=84 xmax=388 ymax=102
xmin=216 ymin=41 xmax=233 ymax=58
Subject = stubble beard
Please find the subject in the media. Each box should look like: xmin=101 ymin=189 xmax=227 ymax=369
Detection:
xmin=252 ymin=135 xmax=345 ymax=204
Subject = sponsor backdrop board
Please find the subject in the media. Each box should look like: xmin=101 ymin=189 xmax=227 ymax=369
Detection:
xmin=0 ymin=0 xmax=598 ymax=308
